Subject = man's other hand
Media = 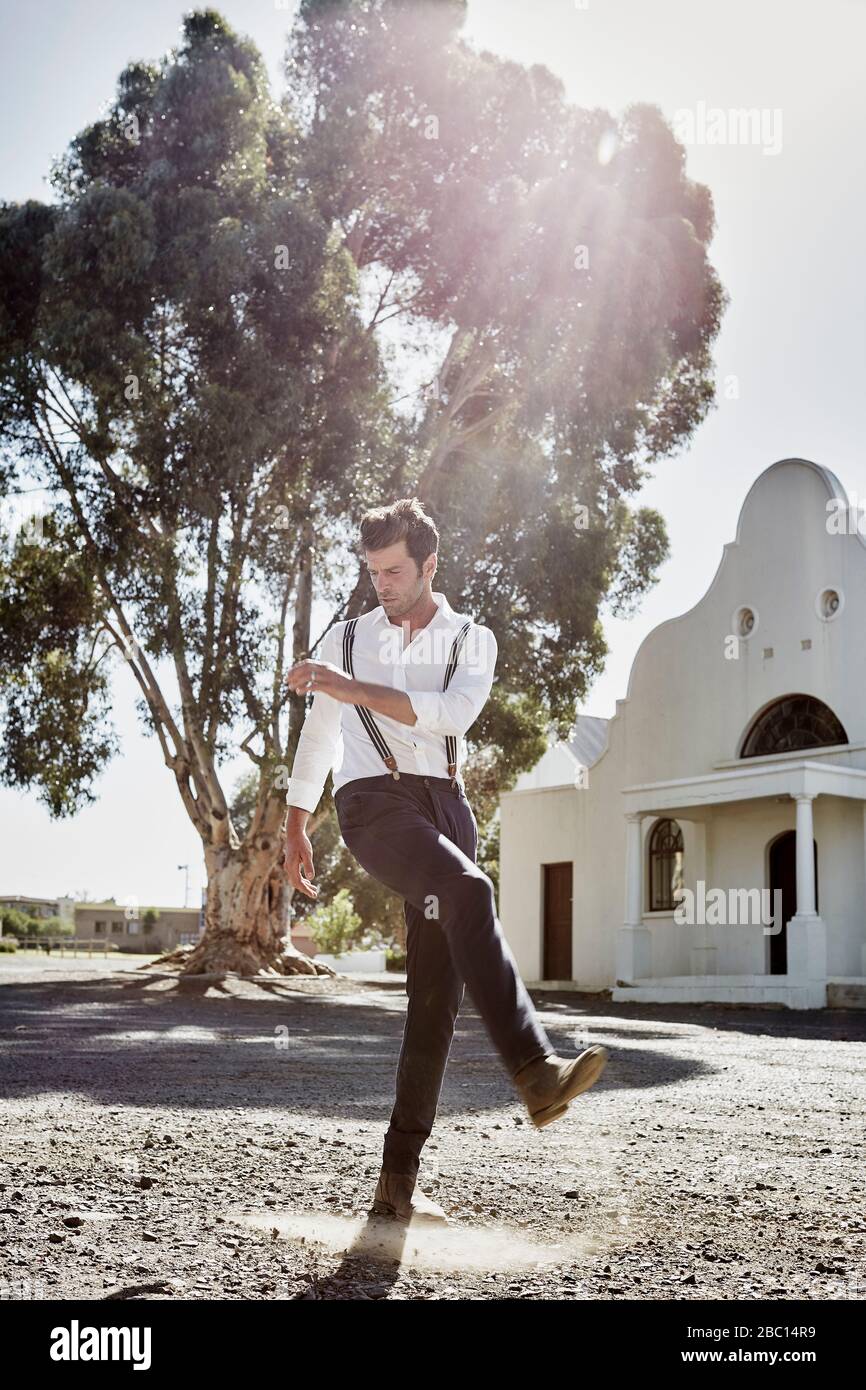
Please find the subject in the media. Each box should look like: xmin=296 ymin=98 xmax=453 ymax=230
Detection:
xmin=283 ymin=826 xmax=318 ymax=899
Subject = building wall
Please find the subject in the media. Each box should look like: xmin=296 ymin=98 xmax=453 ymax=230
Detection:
xmin=499 ymin=785 xmax=582 ymax=982
xmin=499 ymin=459 xmax=866 ymax=987
xmin=73 ymin=906 xmax=201 ymax=952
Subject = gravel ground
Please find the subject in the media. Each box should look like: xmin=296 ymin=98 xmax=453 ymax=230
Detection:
xmin=1 ymin=960 xmax=864 ymax=1302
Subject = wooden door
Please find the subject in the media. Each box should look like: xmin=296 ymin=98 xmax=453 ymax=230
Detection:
xmin=543 ymin=862 xmax=573 ymax=981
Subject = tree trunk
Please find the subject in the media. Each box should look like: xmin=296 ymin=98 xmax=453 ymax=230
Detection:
xmin=182 ymin=843 xmax=335 ymax=977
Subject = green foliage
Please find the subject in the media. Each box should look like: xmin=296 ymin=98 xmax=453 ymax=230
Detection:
xmin=0 ymin=513 xmax=118 ymax=815
xmin=0 ymin=908 xmax=29 ymax=937
xmin=0 ymin=908 xmax=70 ymax=938
xmin=305 ymin=886 xmax=367 ymax=956
xmin=37 ymin=916 xmax=71 ymax=937
xmin=0 ymin=936 xmax=18 ymax=952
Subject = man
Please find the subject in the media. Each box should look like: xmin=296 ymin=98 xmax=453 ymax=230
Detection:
xmin=283 ymin=498 xmax=607 ymax=1225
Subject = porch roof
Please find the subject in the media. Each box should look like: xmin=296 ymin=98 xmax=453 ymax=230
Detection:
xmin=622 ymin=758 xmax=866 ymax=819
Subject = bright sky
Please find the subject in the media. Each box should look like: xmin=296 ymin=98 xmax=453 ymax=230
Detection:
xmin=1 ymin=0 xmax=865 ymax=906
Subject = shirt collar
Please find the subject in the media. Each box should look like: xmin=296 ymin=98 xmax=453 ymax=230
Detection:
xmin=371 ymin=589 xmax=461 ymax=632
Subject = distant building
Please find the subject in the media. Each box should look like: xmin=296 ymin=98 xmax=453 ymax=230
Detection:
xmin=291 ymin=915 xmax=316 ymax=959
xmin=0 ymin=894 xmax=74 ymax=923
xmin=72 ymin=902 xmax=202 ymax=953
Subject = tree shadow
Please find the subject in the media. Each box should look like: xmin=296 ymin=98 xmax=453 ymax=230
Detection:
xmin=0 ymin=970 xmax=783 ymax=1123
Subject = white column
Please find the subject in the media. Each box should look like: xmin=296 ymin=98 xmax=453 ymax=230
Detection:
xmin=786 ymin=791 xmax=827 ymax=1005
xmin=625 ymin=813 xmax=643 ymax=927
xmin=688 ymin=822 xmax=717 ymax=976
xmin=617 ymin=812 xmax=652 ymax=983
xmin=795 ymin=793 xmax=817 ymax=916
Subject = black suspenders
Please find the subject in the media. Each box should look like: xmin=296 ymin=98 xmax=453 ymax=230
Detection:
xmin=443 ymin=622 xmax=472 ymax=779
xmin=341 ymin=617 xmax=472 ymax=786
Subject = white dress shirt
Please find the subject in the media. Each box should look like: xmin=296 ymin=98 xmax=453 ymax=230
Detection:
xmin=285 ymin=591 xmax=498 ymax=813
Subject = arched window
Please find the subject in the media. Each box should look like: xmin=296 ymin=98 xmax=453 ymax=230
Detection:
xmin=649 ymin=819 xmax=684 ymax=912
xmin=740 ymin=695 xmax=847 ymax=759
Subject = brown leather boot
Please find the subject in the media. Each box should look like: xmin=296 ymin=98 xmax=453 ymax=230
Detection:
xmin=514 ymin=1046 xmax=609 ymax=1129
xmin=369 ymin=1168 xmax=452 ymax=1225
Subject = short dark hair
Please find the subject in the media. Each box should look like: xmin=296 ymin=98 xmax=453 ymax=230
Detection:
xmin=359 ymin=497 xmax=439 ymax=573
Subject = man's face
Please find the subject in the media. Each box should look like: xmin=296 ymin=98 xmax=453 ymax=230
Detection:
xmin=364 ymin=539 xmax=435 ymax=619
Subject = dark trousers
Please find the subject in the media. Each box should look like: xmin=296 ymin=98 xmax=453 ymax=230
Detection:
xmin=334 ymin=771 xmax=554 ymax=1178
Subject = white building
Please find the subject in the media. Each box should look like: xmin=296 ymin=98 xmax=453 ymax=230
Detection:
xmin=499 ymin=457 xmax=866 ymax=1009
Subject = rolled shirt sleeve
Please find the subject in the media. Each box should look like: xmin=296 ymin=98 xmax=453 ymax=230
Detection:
xmin=284 ymin=625 xmax=344 ymax=814
xmin=407 ymin=624 xmax=498 ymax=738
